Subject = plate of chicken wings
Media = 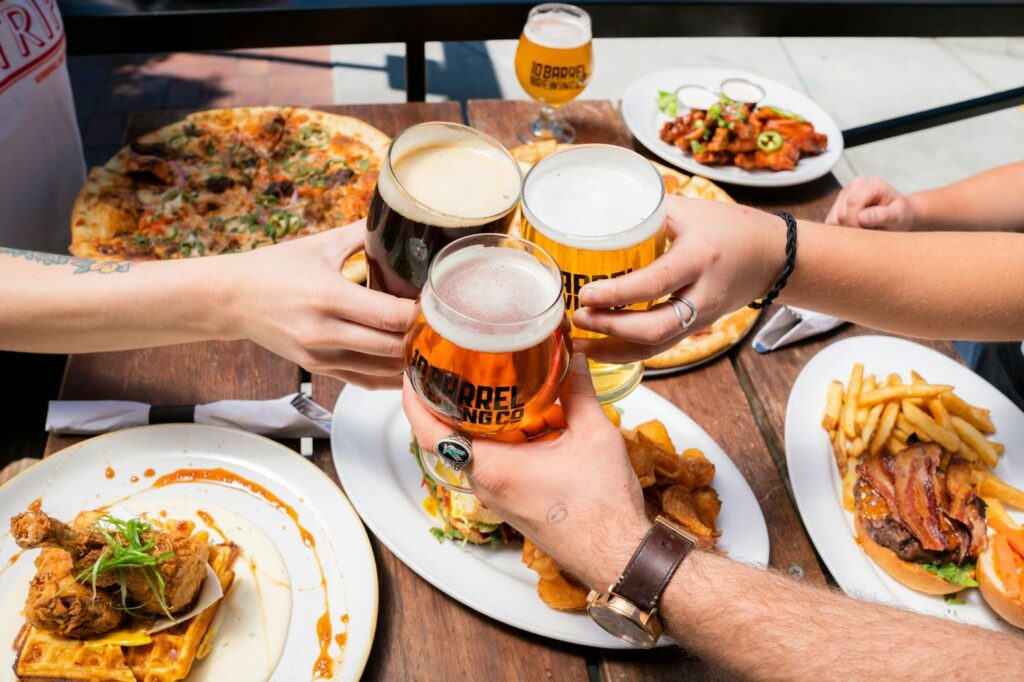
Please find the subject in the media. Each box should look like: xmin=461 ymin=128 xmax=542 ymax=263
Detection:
xmin=0 ymin=425 xmax=377 ymax=681
xmin=621 ymin=68 xmax=843 ymax=187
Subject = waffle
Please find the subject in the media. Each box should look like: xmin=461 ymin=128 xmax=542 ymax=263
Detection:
xmin=14 ymin=543 xmax=239 ymax=682
xmin=13 ymin=623 xmax=135 ymax=681
xmin=125 ymin=543 xmax=239 ymax=682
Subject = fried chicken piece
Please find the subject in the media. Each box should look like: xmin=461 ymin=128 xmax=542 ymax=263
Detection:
xmin=734 ymin=141 xmax=801 ymax=171
xmin=707 ymin=120 xmax=759 ymax=154
xmin=691 ymin=148 xmax=733 ymax=165
xmin=765 ymin=119 xmax=828 ymax=155
xmin=25 ymin=549 xmax=122 ymax=639
xmin=12 ymin=509 xmax=104 ymax=559
xmin=12 ymin=509 xmax=209 ymax=615
xmin=125 ymin=520 xmax=209 ymax=615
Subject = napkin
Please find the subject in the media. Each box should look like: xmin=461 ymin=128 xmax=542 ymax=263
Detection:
xmin=751 ymin=306 xmax=846 ymax=353
xmin=45 ymin=393 xmax=332 ymax=438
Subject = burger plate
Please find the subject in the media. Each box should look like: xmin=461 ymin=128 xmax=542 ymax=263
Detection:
xmin=331 ymin=384 xmax=769 ymax=648
xmin=786 ymin=336 xmax=1024 ymax=631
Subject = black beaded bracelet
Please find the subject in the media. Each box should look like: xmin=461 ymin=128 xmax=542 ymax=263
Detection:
xmin=749 ymin=211 xmax=797 ymax=310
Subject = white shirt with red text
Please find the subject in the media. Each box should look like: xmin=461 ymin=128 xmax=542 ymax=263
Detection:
xmin=0 ymin=0 xmax=84 ymax=253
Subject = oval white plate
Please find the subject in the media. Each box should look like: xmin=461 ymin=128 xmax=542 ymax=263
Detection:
xmin=621 ymin=67 xmax=843 ymax=187
xmin=786 ymin=336 xmax=1023 ymax=630
xmin=0 ymin=425 xmax=377 ymax=681
xmin=331 ymin=384 xmax=769 ymax=648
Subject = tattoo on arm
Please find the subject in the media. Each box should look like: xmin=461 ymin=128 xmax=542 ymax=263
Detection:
xmin=546 ymin=503 xmax=568 ymax=525
xmin=0 ymin=247 xmax=130 ymax=274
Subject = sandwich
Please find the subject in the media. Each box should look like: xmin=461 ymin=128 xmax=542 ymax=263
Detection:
xmin=412 ymin=439 xmax=507 ymax=548
xmin=854 ymin=441 xmax=987 ymax=594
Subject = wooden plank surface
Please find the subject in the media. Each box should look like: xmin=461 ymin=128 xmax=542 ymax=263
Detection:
xmin=309 ymin=102 xmax=591 ymax=682
xmin=469 ymin=98 xmax=828 ymax=682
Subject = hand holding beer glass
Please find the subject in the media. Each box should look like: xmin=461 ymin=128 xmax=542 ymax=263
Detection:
xmin=405 ymin=233 xmax=572 ymax=492
xmin=521 ymin=145 xmax=667 ymax=403
xmin=515 ymin=3 xmax=593 ymax=143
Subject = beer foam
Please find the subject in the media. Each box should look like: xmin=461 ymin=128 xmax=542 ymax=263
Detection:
xmin=521 ymin=145 xmax=665 ymax=251
xmin=378 ymin=124 xmax=521 ymax=228
xmin=423 ymin=245 xmax=564 ymax=354
xmin=525 ymin=13 xmax=591 ymax=48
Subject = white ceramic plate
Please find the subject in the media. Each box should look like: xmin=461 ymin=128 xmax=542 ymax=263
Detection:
xmin=786 ymin=336 xmax=1024 ymax=630
xmin=0 ymin=425 xmax=377 ymax=681
xmin=621 ymin=67 xmax=843 ymax=187
xmin=331 ymin=384 xmax=769 ymax=648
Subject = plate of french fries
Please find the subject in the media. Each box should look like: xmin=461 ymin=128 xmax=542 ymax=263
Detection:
xmin=786 ymin=335 xmax=1024 ymax=630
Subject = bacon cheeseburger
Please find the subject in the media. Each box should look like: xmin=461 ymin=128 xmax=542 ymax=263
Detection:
xmin=854 ymin=442 xmax=987 ymax=594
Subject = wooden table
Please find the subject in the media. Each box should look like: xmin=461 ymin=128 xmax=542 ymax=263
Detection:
xmin=44 ymin=99 xmax=957 ymax=681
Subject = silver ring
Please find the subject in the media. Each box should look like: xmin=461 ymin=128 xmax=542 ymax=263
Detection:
xmin=434 ymin=433 xmax=473 ymax=472
xmin=667 ymin=296 xmax=698 ymax=333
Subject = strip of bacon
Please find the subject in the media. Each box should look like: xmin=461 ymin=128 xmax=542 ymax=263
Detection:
xmin=892 ymin=443 xmax=948 ymax=551
xmin=858 ymin=454 xmax=900 ymax=521
xmin=945 ymin=457 xmax=988 ymax=559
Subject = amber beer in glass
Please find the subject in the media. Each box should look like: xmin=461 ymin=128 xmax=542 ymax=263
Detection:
xmin=365 ymin=122 xmax=522 ymax=298
xmin=405 ymin=233 xmax=571 ymax=438
xmin=514 ymin=3 xmax=592 ymax=143
xmin=521 ymin=145 xmax=667 ymax=403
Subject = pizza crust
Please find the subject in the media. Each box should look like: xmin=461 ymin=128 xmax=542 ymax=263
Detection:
xmin=510 ymin=141 xmax=748 ymax=369
xmin=644 ymin=306 xmax=760 ymax=369
xmin=68 ymin=107 xmax=388 ymax=283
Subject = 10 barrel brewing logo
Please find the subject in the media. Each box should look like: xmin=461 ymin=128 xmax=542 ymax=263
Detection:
xmin=561 ymin=267 xmax=633 ymax=311
xmin=529 ymin=61 xmax=588 ymax=92
xmin=409 ymin=348 xmax=527 ymax=427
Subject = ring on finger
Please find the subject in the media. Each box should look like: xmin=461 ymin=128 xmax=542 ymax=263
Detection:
xmin=667 ymin=296 xmax=698 ymax=333
xmin=434 ymin=432 xmax=473 ymax=472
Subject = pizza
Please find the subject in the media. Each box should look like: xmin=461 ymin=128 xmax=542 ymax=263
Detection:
xmin=69 ymin=107 xmax=390 ymax=282
xmin=511 ymin=141 xmax=758 ymax=370
xmin=643 ymin=306 xmax=760 ymax=369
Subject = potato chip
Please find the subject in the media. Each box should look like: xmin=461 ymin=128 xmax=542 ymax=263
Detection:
xmin=537 ymin=573 xmax=589 ymax=611
xmin=633 ymin=420 xmax=675 ymax=455
xmin=661 ymin=485 xmax=717 ymax=539
xmin=623 ymin=431 xmax=657 ymax=487
xmin=522 ymin=538 xmax=560 ymax=580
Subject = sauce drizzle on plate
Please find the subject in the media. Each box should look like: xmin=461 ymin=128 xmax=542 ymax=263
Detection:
xmin=149 ymin=467 xmax=340 ymax=678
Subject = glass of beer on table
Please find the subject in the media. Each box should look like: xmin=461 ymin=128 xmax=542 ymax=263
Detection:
xmin=514 ymin=3 xmax=593 ymax=143
xmin=406 ymin=233 xmax=572 ymax=492
xmin=521 ymin=145 xmax=667 ymax=404
xmin=365 ymin=122 xmax=522 ymax=298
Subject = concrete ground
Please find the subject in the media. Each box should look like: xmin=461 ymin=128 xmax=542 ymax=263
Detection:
xmin=72 ymin=38 xmax=1024 ymax=195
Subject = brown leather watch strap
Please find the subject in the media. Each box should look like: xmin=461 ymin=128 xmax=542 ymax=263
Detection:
xmin=613 ymin=517 xmax=695 ymax=612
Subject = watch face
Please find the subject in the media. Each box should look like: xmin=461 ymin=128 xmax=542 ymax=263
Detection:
xmin=588 ymin=604 xmax=654 ymax=647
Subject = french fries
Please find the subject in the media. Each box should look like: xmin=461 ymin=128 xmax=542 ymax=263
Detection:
xmin=978 ymin=471 xmax=1024 ymax=510
xmin=821 ymin=366 xmax=1010 ymax=487
xmin=951 ymin=416 xmax=998 ymax=468
xmin=822 ymin=381 xmax=842 ymax=433
xmin=858 ymin=384 xmax=951 ymax=407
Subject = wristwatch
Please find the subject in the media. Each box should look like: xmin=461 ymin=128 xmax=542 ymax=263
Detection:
xmin=586 ymin=516 xmax=697 ymax=648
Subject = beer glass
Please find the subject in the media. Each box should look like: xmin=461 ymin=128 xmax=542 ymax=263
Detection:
xmin=406 ymin=233 xmax=572 ymax=491
xmin=520 ymin=145 xmax=667 ymax=404
xmin=514 ymin=3 xmax=593 ymax=144
xmin=365 ymin=122 xmax=522 ymax=298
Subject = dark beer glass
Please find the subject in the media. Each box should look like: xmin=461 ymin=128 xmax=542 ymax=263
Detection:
xmin=365 ymin=122 xmax=522 ymax=299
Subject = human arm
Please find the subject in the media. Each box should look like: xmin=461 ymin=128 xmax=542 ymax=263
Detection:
xmin=403 ymin=355 xmax=1024 ymax=678
xmin=572 ymin=195 xmax=1024 ymax=361
xmin=0 ymin=221 xmax=415 ymax=387
xmin=826 ymin=163 xmax=1024 ymax=232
